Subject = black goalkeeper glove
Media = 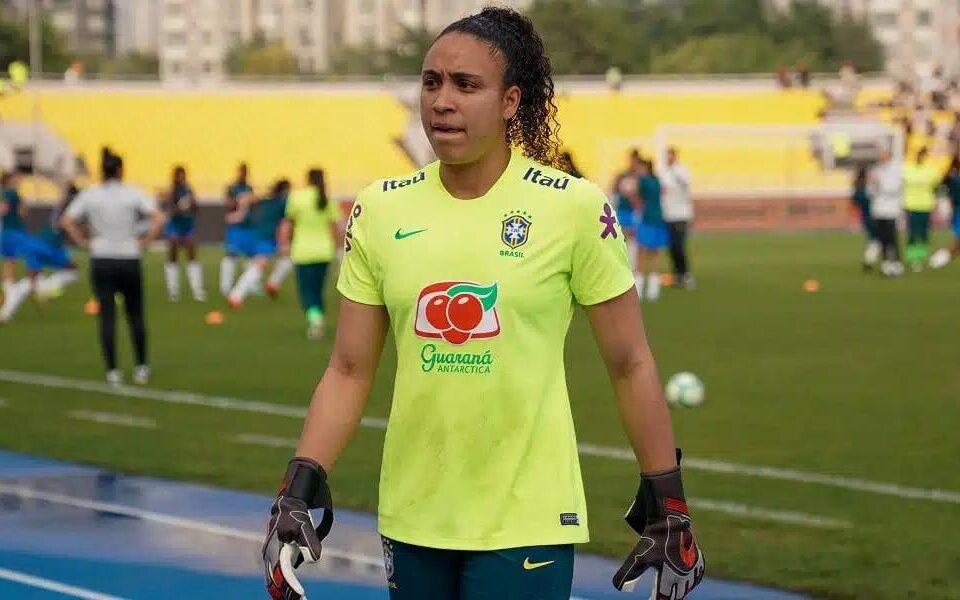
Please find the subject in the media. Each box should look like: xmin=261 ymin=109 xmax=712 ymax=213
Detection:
xmin=262 ymin=458 xmax=334 ymax=600
xmin=613 ymin=453 xmax=705 ymax=598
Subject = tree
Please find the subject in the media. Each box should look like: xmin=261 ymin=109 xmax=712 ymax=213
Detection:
xmin=84 ymin=52 xmax=159 ymax=77
xmin=0 ymin=13 xmax=71 ymax=75
xmin=328 ymin=26 xmax=434 ymax=76
xmin=225 ymin=33 xmax=298 ymax=76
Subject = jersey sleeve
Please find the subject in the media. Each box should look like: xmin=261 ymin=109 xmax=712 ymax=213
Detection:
xmin=336 ymin=189 xmax=384 ymax=305
xmin=570 ymin=185 xmax=635 ymax=306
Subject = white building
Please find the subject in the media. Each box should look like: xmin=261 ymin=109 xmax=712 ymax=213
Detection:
xmin=115 ymin=0 xmax=159 ymax=56
xmin=768 ymin=0 xmax=960 ymax=78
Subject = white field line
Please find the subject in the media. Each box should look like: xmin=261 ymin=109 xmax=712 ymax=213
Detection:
xmin=68 ymin=410 xmax=156 ymax=429
xmin=0 ymin=566 xmax=128 ymax=600
xmin=236 ymin=434 xmax=850 ymax=529
xmin=2 ymin=369 xmax=958 ymax=505
xmin=0 ymin=481 xmax=383 ymax=571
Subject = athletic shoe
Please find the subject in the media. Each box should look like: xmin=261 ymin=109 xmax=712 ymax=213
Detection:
xmin=265 ymin=282 xmax=280 ymax=299
xmin=133 ymin=365 xmax=150 ymax=385
xmin=227 ymin=296 xmax=243 ymax=311
xmin=106 ymin=369 xmax=123 ymax=387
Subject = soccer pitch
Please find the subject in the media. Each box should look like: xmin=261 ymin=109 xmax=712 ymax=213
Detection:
xmin=1 ymin=231 xmax=957 ymax=600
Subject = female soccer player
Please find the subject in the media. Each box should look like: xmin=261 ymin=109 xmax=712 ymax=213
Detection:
xmin=902 ymin=147 xmax=939 ymax=271
xmin=851 ymin=166 xmax=880 ymax=271
xmin=1 ymin=171 xmax=28 ymax=294
xmin=226 ymin=179 xmax=292 ymax=309
xmin=635 ymin=159 xmax=668 ymax=301
xmin=220 ymin=162 xmax=255 ymax=296
xmin=261 ymin=8 xmax=704 ymax=600
xmin=0 ymin=183 xmax=79 ymax=323
xmin=611 ymin=149 xmax=642 ymax=269
xmin=277 ymin=168 xmax=341 ymax=339
xmin=869 ymin=148 xmax=905 ymax=277
xmin=162 ymin=166 xmax=205 ymax=302
xmin=930 ymin=154 xmax=960 ymax=268
xmin=61 ymin=148 xmax=165 ymax=385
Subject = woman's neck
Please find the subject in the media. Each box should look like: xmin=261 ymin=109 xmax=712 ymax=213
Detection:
xmin=439 ymin=144 xmax=511 ymax=200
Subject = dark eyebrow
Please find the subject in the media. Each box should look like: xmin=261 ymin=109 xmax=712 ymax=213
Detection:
xmin=421 ymin=69 xmax=483 ymax=81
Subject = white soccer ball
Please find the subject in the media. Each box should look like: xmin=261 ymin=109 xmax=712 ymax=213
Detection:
xmin=665 ymin=372 xmax=705 ymax=408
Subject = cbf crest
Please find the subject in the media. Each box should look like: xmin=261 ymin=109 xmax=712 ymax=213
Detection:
xmin=501 ymin=210 xmax=532 ymax=250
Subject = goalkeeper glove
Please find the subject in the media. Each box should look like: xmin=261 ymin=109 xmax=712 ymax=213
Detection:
xmin=613 ymin=453 xmax=705 ymax=598
xmin=262 ymin=458 xmax=334 ymax=600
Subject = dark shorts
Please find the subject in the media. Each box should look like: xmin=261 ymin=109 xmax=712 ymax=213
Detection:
xmin=383 ymin=537 xmax=574 ymax=600
xmin=164 ymin=220 xmax=194 ymax=240
xmin=953 ymin=214 xmax=960 ymax=238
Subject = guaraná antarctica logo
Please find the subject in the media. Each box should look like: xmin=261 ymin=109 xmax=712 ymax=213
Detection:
xmin=414 ymin=281 xmax=500 ymax=374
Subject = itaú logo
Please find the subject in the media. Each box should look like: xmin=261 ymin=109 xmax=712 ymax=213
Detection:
xmin=413 ymin=281 xmax=500 ymax=345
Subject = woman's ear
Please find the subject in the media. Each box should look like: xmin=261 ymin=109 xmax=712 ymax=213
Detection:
xmin=503 ymin=85 xmax=521 ymax=122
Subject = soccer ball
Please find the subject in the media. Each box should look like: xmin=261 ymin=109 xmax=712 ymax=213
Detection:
xmin=665 ymin=372 xmax=705 ymax=408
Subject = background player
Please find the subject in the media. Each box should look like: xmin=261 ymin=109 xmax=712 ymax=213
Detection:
xmin=635 ymin=159 xmax=668 ymax=301
xmin=902 ymin=147 xmax=939 ymax=272
xmin=0 ymin=184 xmax=79 ymax=323
xmin=226 ymin=179 xmax=291 ymax=309
xmin=162 ymin=166 xmax=205 ymax=302
xmin=261 ymin=8 xmax=703 ymax=600
xmin=1 ymin=171 xmax=28 ymax=295
xmin=278 ymin=168 xmax=341 ymax=339
xmin=661 ymin=146 xmax=695 ymax=289
xmin=869 ymin=148 xmax=905 ymax=277
xmin=930 ymin=154 xmax=960 ymax=268
xmin=852 ymin=166 xmax=880 ymax=271
xmin=220 ymin=162 xmax=255 ymax=296
xmin=611 ymin=149 xmax=642 ymax=271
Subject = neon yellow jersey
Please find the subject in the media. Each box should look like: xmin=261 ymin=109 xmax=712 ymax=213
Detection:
xmin=285 ymin=187 xmax=340 ymax=264
xmin=902 ymin=163 xmax=939 ymax=212
xmin=337 ymin=152 xmax=634 ymax=550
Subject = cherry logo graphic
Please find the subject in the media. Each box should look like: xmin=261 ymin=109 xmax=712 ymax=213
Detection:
xmin=414 ymin=281 xmax=500 ymax=345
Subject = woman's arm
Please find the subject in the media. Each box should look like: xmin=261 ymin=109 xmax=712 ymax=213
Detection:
xmin=584 ymin=288 xmax=677 ymax=473
xmin=294 ymin=298 xmax=389 ymax=471
xmin=277 ymin=219 xmax=293 ymax=255
xmin=59 ymin=213 xmax=89 ymax=250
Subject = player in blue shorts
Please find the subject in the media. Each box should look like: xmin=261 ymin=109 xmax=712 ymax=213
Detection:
xmin=226 ymin=179 xmax=292 ymax=309
xmin=635 ymin=159 xmax=668 ymax=301
xmin=220 ymin=162 xmax=256 ymax=296
xmin=611 ymin=149 xmax=642 ymax=270
xmin=852 ymin=167 xmax=880 ymax=271
xmin=931 ymin=154 xmax=960 ymax=268
xmin=162 ymin=166 xmax=206 ymax=301
xmin=1 ymin=171 xmax=29 ymax=295
xmin=1 ymin=184 xmax=79 ymax=323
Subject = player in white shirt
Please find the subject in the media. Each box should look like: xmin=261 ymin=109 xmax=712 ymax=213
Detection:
xmin=661 ymin=147 xmax=694 ymax=289
xmin=867 ymin=149 xmax=905 ymax=277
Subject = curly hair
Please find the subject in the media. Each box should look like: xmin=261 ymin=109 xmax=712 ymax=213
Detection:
xmin=438 ymin=7 xmax=562 ymax=169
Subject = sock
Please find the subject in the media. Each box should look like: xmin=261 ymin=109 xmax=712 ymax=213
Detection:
xmin=187 ymin=262 xmax=205 ymax=299
xmin=164 ymin=263 xmax=181 ymax=299
xmin=36 ymin=270 xmax=78 ymax=297
xmin=219 ymin=257 xmax=237 ymax=296
xmin=634 ymin=273 xmax=645 ymax=300
xmin=267 ymin=257 xmax=293 ymax=289
xmin=306 ymin=307 xmax=323 ymax=326
xmin=864 ymin=241 xmax=880 ymax=265
xmin=0 ymin=278 xmax=32 ymax=322
xmin=229 ymin=263 xmax=263 ymax=303
xmin=647 ymin=272 xmax=661 ymax=301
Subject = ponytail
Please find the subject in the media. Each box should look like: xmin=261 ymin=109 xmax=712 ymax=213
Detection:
xmin=309 ymin=168 xmax=328 ymax=211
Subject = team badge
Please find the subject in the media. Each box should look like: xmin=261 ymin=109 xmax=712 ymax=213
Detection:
xmin=501 ymin=210 xmax=532 ymax=249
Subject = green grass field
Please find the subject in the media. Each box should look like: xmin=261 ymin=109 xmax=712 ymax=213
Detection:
xmin=1 ymin=231 xmax=958 ymax=599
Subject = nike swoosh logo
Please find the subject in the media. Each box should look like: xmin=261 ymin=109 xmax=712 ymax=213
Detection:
xmin=394 ymin=228 xmax=427 ymax=240
xmin=522 ymin=558 xmax=555 ymax=570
